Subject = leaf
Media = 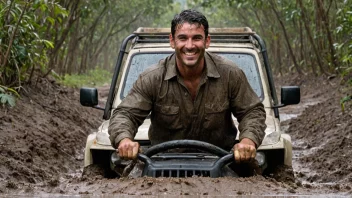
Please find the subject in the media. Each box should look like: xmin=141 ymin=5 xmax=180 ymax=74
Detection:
xmin=6 ymin=96 xmax=16 ymax=107
xmin=341 ymin=102 xmax=345 ymax=113
xmin=32 ymin=32 xmax=40 ymax=39
xmin=15 ymin=45 xmax=27 ymax=61
xmin=6 ymin=87 xmax=20 ymax=98
xmin=0 ymin=93 xmax=16 ymax=107
xmin=54 ymin=4 xmax=68 ymax=18
xmin=340 ymin=96 xmax=352 ymax=104
xmin=41 ymin=40 xmax=54 ymax=48
xmin=46 ymin=16 xmax=55 ymax=26
xmin=0 ymin=94 xmax=6 ymax=103
xmin=40 ymin=3 xmax=47 ymax=12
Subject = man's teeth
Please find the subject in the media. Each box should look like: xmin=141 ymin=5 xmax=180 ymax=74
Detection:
xmin=185 ymin=52 xmax=196 ymax=55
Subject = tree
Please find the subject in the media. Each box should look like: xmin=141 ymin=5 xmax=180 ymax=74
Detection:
xmin=0 ymin=0 xmax=64 ymax=87
xmin=190 ymin=0 xmax=351 ymax=77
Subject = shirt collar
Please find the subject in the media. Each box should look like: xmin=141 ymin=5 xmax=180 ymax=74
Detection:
xmin=164 ymin=52 xmax=220 ymax=80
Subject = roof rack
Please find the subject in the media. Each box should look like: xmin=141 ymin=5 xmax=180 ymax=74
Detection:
xmin=133 ymin=27 xmax=256 ymax=44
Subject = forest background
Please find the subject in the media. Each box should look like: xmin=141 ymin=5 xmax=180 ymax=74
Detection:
xmin=0 ymin=0 xmax=351 ymax=107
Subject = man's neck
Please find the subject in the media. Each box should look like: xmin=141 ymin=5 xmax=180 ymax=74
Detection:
xmin=176 ymin=60 xmax=205 ymax=81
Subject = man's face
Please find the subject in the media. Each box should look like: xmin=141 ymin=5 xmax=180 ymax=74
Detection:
xmin=169 ymin=23 xmax=210 ymax=69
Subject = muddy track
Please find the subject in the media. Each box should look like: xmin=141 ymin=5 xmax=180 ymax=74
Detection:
xmin=0 ymin=75 xmax=351 ymax=196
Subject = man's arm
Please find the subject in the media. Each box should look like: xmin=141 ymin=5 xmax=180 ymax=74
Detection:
xmin=108 ymin=73 xmax=154 ymax=159
xmin=230 ymin=69 xmax=267 ymax=163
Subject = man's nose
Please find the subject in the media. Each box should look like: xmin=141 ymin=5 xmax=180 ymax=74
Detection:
xmin=185 ymin=38 xmax=194 ymax=49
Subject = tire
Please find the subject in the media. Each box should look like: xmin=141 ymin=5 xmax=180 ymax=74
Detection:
xmin=81 ymin=164 xmax=118 ymax=179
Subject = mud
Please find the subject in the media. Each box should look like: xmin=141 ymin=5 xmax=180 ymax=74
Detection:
xmin=0 ymin=74 xmax=351 ymax=196
xmin=279 ymin=75 xmax=352 ymax=186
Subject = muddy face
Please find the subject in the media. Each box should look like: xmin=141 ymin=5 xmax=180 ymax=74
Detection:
xmin=170 ymin=23 xmax=210 ymax=70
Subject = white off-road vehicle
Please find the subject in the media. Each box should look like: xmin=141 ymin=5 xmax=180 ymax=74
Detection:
xmin=80 ymin=27 xmax=300 ymax=178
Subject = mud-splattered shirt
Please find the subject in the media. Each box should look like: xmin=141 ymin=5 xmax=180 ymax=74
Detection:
xmin=108 ymin=52 xmax=266 ymax=150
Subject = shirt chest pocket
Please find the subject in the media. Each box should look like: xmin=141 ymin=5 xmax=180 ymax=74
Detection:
xmin=203 ymin=102 xmax=229 ymax=130
xmin=153 ymin=104 xmax=183 ymax=130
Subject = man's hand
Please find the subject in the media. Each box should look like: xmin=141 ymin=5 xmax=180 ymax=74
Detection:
xmin=117 ymin=138 xmax=140 ymax=160
xmin=233 ymin=138 xmax=256 ymax=163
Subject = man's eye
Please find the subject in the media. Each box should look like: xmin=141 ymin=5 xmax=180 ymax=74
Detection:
xmin=178 ymin=37 xmax=187 ymax=41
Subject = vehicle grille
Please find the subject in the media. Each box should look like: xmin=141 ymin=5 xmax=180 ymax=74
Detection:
xmin=154 ymin=169 xmax=210 ymax=178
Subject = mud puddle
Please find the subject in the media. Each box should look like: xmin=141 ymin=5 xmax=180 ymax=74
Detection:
xmin=280 ymin=95 xmax=324 ymax=185
xmin=279 ymin=99 xmax=321 ymax=122
xmin=279 ymin=76 xmax=352 ymax=195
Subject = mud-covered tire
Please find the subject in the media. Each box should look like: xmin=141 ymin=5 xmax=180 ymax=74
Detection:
xmin=82 ymin=164 xmax=105 ymax=179
xmin=228 ymin=160 xmax=263 ymax=177
xmin=81 ymin=164 xmax=118 ymax=179
xmin=269 ymin=165 xmax=295 ymax=183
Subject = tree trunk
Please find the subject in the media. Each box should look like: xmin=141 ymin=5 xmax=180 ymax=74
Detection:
xmin=297 ymin=0 xmax=329 ymax=76
xmin=269 ymin=0 xmax=303 ymax=75
xmin=4 ymin=0 xmax=15 ymax=26
xmin=45 ymin=0 xmax=80 ymax=77
xmin=88 ymin=10 xmax=143 ymax=71
xmin=79 ymin=41 xmax=89 ymax=74
xmin=315 ymin=0 xmax=324 ymax=56
xmin=66 ymin=17 xmax=81 ymax=75
xmin=276 ymin=33 xmax=283 ymax=76
xmin=103 ymin=47 xmax=110 ymax=70
xmin=252 ymin=8 xmax=266 ymax=36
xmin=316 ymin=0 xmax=339 ymax=73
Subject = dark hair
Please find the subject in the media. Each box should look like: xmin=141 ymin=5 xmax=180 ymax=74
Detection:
xmin=171 ymin=9 xmax=209 ymax=38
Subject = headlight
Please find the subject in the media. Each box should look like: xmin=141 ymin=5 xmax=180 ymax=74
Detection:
xmin=255 ymin=151 xmax=266 ymax=167
xmin=261 ymin=131 xmax=280 ymax=145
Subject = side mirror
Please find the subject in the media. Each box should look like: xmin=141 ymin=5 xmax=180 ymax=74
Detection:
xmin=281 ymin=86 xmax=300 ymax=106
xmin=80 ymin=87 xmax=104 ymax=110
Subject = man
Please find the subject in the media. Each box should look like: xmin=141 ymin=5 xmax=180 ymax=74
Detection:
xmin=108 ymin=9 xmax=266 ymax=165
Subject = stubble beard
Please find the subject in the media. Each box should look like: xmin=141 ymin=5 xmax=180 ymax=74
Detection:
xmin=177 ymin=47 xmax=206 ymax=69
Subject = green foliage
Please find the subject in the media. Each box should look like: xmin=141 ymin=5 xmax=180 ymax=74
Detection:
xmin=77 ymin=0 xmax=173 ymax=68
xmin=335 ymin=1 xmax=352 ymax=77
xmin=0 ymin=0 xmax=67 ymax=87
xmin=190 ymin=0 xmax=352 ymax=76
xmin=1 ymin=0 xmax=351 ymax=91
xmin=340 ymin=95 xmax=351 ymax=113
xmin=0 ymin=85 xmax=19 ymax=108
xmin=60 ymin=68 xmax=112 ymax=88
xmin=0 ymin=0 xmax=176 ymax=99
xmin=0 ymin=93 xmax=16 ymax=107
xmin=152 ymin=1 xmax=183 ymax=27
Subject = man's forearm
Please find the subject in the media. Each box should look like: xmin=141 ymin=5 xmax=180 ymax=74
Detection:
xmin=108 ymin=107 xmax=144 ymax=148
xmin=238 ymin=104 xmax=266 ymax=148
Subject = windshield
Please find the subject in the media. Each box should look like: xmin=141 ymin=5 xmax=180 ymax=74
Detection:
xmin=121 ymin=52 xmax=263 ymax=99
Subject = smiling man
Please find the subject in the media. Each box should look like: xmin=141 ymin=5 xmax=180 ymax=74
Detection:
xmin=108 ymin=10 xmax=266 ymax=168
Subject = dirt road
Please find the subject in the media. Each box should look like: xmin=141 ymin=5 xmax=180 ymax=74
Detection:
xmin=0 ymin=75 xmax=351 ymax=196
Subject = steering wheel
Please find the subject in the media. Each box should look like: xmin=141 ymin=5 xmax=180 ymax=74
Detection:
xmin=137 ymin=140 xmax=235 ymax=178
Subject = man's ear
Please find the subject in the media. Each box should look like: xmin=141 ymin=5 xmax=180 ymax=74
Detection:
xmin=169 ymin=33 xmax=175 ymax=49
xmin=205 ymin=34 xmax=211 ymax=49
